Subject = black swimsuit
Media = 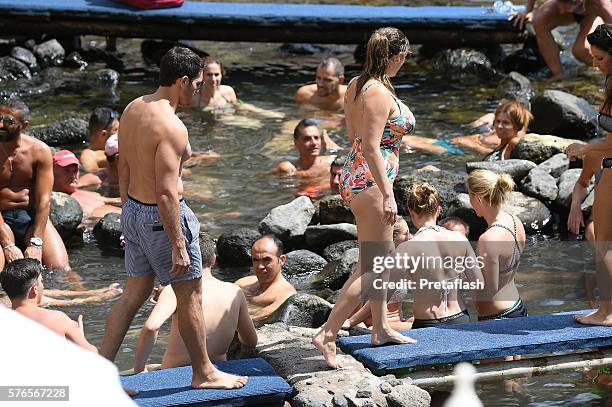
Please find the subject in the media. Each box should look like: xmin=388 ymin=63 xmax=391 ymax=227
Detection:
xmin=478 ymin=214 xmax=528 ymax=320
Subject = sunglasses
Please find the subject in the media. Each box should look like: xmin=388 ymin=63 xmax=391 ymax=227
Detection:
xmin=102 ymin=109 xmax=118 ymax=130
xmin=0 ymin=114 xmax=17 ymax=127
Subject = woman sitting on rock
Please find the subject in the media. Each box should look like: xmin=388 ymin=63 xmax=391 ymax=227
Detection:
xmin=467 ymin=169 xmax=527 ymax=320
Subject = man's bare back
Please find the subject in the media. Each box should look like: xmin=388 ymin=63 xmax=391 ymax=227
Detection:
xmin=119 ymin=96 xmax=191 ymax=203
xmin=162 ymin=277 xmax=256 ymax=367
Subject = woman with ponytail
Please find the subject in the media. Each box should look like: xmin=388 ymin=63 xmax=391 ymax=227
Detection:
xmin=313 ymin=27 xmax=416 ymax=369
xmin=571 ymin=23 xmax=612 ymax=326
xmin=467 ymin=170 xmax=527 ymax=320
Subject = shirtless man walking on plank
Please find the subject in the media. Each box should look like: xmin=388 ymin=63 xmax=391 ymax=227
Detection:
xmin=100 ymin=47 xmax=247 ymax=389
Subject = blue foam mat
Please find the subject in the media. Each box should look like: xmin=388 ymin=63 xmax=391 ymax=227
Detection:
xmin=338 ymin=311 xmax=612 ymax=372
xmin=0 ymin=0 xmax=521 ymax=28
xmin=120 ymin=358 xmax=291 ymax=407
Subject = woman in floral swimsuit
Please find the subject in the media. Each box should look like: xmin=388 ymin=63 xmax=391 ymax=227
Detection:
xmin=313 ymin=27 xmax=417 ymax=369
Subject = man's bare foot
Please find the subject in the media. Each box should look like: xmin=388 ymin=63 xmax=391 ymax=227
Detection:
xmin=371 ymin=328 xmax=417 ymax=346
xmin=574 ymin=309 xmax=612 ymax=326
xmin=192 ymin=368 xmax=248 ymax=389
xmin=124 ymin=387 xmax=139 ymax=397
xmin=312 ymin=330 xmax=343 ymax=369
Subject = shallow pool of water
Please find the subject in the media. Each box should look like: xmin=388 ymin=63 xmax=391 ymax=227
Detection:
xmin=2 ymin=20 xmax=610 ymax=405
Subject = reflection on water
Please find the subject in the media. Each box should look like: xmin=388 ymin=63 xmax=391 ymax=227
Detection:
xmin=1 ymin=29 xmax=609 ymax=404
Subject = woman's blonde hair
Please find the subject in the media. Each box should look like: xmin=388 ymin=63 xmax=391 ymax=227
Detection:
xmin=467 ymin=169 xmax=515 ymax=207
xmin=494 ymin=99 xmax=533 ymax=131
xmin=407 ymin=182 xmax=440 ymax=215
xmin=355 ymin=27 xmax=410 ymax=98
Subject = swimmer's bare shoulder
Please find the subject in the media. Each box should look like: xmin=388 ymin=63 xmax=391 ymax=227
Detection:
xmin=234 ymin=275 xmax=257 ymax=288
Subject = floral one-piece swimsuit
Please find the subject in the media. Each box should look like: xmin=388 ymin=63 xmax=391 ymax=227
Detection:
xmin=340 ymin=82 xmax=415 ymax=204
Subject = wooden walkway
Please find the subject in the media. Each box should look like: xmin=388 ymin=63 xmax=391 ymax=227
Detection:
xmin=0 ymin=0 xmax=525 ymax=46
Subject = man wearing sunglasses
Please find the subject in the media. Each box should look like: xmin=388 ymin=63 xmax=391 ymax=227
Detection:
xmin=0 ymin=99 xmax=71 ymax=273
xmin=80 ymin=107 xmax=119 ymax=173
xmin=511 ymin=0 xmax=611 ymax=80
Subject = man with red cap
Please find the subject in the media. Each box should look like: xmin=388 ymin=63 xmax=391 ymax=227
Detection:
xmin=52 ymin=149 xmax=121 ymax=224
xmin=0 ymin=100 xmax=70 ymax=272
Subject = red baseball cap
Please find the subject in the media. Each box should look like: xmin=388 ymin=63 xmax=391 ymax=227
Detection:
xmin=52 ymin=150 xmax=80 ymax=167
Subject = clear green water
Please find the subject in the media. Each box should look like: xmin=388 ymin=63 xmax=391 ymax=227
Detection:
xmin=2 ymin=22 xmax=610 ymax=405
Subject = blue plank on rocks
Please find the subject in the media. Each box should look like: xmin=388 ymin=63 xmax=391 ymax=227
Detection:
xmin=337 ymin=312 xmax=612 ymax=372
xmin=120 ymin=358 xmax=291 ymax=407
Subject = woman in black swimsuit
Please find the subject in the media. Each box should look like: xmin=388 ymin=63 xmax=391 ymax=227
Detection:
xmin=467 ymin=169 xmax=528 ymax=320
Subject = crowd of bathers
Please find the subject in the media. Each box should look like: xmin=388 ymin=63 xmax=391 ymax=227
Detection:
xmin=0 ymin=19 xmax=611 ymax=391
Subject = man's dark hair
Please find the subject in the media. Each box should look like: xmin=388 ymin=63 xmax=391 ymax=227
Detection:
xmin=159 ymin=46 xmax=204 ymax=87
xmin=256 ymin=234 xmax=284 ymax=257
xmin=3 ymin=99 xmax=30 ymax=123
xmin=293 ymin=118 xmax=320 ymax=140
xmin=0 ymin=258 xmax=42 ymax=299
xmin=199 ymin=232 xmax=217 ymax=268
xmin=320 ymin=57 xmax=344 ymax=77
xmin=89 ymin=107 xmax=117 ymax=136
xmin=330 ymin=155 xmax=346 ymax=170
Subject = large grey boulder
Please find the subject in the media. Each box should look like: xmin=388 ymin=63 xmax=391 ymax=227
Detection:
xmin=9 ymin=46 xmax=38 ymax=72
xmin=33 ymin=39 xmax=65 ymax=67
xmin=505 ymin=191 xmax=552 ymax=233
xmin=447 ymin=192 xmax=551 ymax=235
xmin=93 ymin=213 xmax=122 ymax=248
xmin=216 ymin=228 xmax=261 ymax=267
xmin=304 ymin=223 xmax=358 ymax=252
xmin=319 ymin=195 xmax=354 ymax=225
xmin=393 ymin=169 xmax=467 ymax=218
xmin=520 ymin=168 xmax=559 ymax=202
xmin=537 ymin=153 xmax=570 ymax=179
xmin=0 ymin=57 xmax=31 ymax=81
xmin=466 ymin=159 xmax=537 ymax=182
xmin=283 ymin=250 xmax=327 ymax=278
xmin=385 ymin=384 xmax=431 ymax=407
xmin=530 ymin=90 xmax=602 ymax=140
xmin=322 ymin=240 xmax=359 ymax=262
xmin=511 ymin=133 xmax=583 ymax=164
xmin=30 ymin=118 xmax=88 ymax=146
xmin=265 ymin=293 xmax=332 ymax=328
xmin=495 ymin=71 xmax=534 ymax=104
xmin=433 ymin=48 xmax=500 ymax=82
xmin=555 ymin=168 xmax=591 ymax=211
xmin=49 ymin=192 xmax=82 ymax=239
xmin=312 ymin=247 xmax=358 ymax=290
xmin=259 ymin=196 xmax=315 ymax=245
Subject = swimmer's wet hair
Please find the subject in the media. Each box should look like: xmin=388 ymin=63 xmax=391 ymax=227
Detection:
xmin=159 ymin=46 xmax=204 ymax=87
xmin=355 ymin=27 xmax=410 ymax=98
xmin=441 ymin=216 xmax=470 ymax=236
xmin=587 ymin=24 xmax=612 ymax=55
xmin=319 ymin=57 xmax=344 ymax=77
xmin=330 ymin=155 xmax=346 ymax=169
xmin=1 ymin=98 xmax=30 ymax=123
xmin=199 ymin=232 xmax=216 ymax=268
xmin=0 ymin=258 xmax=42 ymax=299
xmin=467 ymin=169 xmax=515 ymax=207
xmin=293 ymin=118 xmax=320 ymax=139
xmin=89 ymin=107 xmax=117 ymax=136
xmin=407 ymin=182 xmax=440 ymax=215
xmin=256 ymin=234 xmax=284 ymax=257
xmin=494 ymin=99 xmax=533 ymax=131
